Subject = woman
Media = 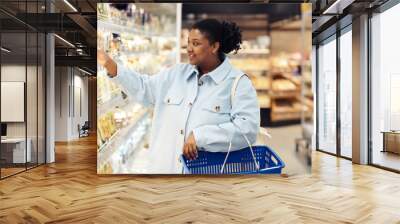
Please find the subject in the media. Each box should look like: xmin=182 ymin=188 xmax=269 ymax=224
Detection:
xmin=98 ymin=19 xmax=260 ymax=174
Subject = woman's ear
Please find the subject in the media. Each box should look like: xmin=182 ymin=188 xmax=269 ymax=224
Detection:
xmin=212 ymin=42 xmax=220 ymax=54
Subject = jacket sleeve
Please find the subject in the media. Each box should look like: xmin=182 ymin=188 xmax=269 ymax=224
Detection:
xmin=112 ymin=62 xmax=173 ymax=107
xmin=192 ymin=76 xmax=260 ymax=152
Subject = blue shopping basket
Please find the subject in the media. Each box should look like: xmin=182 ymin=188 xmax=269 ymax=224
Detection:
xmin=181 ymin=75 xmax=285 ymax=174
xmin=181 ymin=145 xmax=285 ymax=174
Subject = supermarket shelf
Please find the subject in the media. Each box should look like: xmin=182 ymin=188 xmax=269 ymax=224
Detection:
xmin=260 ymin=105 xmax=271 ymax=109
xmin=304 ymin=90 xmax=314 ymax=98
xmin=98 ymin=20 xmax=176 ymax=38
xmin=123 ymin=50 xmax=174 ymax=58
xmin=98 ymin=127 xmax=121 ymax=153
xmin=98 ymin=109 xmax=149 ymax=163
xmin=180 ymin=49 xmax=270 ymax=56
xmin=270 ymin=91 xmax=300 ymax=99
xmin=258 ymin=95 xmax=270 ymax=109
xmin=97 ymin=93 xmax=127 ymax=117
xmin=244 ymin=69 xmax=269 ymax=73
xmin=272 ymin=72 xmax=301 ymax=86
xmin=297 ymin=96 xmax=314 ymax=108
xmin=255 ymin=87 xmax=270 ymax=91
xmin=271 ymin=112 xmax=302 ymax=122
xmin=236 ymin=49 xmax=270 ymax=55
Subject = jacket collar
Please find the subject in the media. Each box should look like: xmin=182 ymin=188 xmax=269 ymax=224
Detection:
xmin=188 ymin=56 xmax=232 ymax=84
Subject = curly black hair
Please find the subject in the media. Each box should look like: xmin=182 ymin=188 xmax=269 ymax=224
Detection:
xmin=192 ymin=18 xmax=242 ymax=59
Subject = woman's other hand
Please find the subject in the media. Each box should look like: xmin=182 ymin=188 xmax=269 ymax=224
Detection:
xmin=98 ymin=50 xmax=117 ymax=77
xmin=183 ymin=132 xmax=198 ymax=160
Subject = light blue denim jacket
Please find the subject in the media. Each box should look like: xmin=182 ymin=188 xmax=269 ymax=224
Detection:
xmin=113 ymin=57 xmax=260 ymax=173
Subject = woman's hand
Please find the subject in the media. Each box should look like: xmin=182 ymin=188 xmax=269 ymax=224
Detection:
xmin=98 ymin=50 xmax=117 ymax=77
xmin=183 ymin=132 xmax=198 ymax=160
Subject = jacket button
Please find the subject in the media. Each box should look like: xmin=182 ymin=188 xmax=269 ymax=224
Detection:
xmin=180 ymin=130 xmax=184 ymax=135
xmin=167 ymin=99 xmax=170 ymax=103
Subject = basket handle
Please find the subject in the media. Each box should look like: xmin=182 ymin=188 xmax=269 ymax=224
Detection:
xmin=220 ymin=74 xmax=260 ymax=173
xmin=220 ymin=125 xmax=260 ymax=174
xmin=259 ymin=127 xmax=272 ymax=139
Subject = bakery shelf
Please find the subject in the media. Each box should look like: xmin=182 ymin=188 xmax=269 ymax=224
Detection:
xmin=270 ymin=91 xmax=300 ymax=99
xmin=98 ymin=20 xmax=176 ymax=39
xmin=258 ymin=95 xmax=270 ymax=109
xmin=233 ymin=49 xmax=270 ymax=55
xmin=271 ymin=112 xmax=302 ymax=122
xmin=256 ymin=87 xmax=271 ymax=91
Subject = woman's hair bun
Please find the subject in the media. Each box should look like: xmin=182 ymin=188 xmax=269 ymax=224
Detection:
xmin=192 ymin=19 xmax=242 ymax=55
xmin=220 ymin=21 xmax=242 ymax=54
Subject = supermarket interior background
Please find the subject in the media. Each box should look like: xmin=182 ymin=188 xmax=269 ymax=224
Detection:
xmin=0 ymin=0 xmax=400 ymax=222
xmin=96 ymin=3 xmax=312 ymax=175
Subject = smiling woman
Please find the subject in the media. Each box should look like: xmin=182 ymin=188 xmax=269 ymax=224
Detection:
xmin=187 ymin=19 xmax=242 ymax=68
xmin=98 ymin=17 xmax=260 ymax=174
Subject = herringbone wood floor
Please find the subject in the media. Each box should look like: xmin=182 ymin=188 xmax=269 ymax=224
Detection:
xmin=1 ymin=135 xmax=400 ymax=224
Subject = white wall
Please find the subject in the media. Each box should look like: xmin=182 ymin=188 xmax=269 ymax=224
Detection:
xmin=55 ymin=67 xmax=89 ymax=141
xmin=55 ymin=66 xmax=69 ymax=141
xmin=1 ymin=65 xmax=31 ymax=138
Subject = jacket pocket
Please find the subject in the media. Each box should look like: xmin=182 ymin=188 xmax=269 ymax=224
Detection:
xmin=163 ymin=92 xmax=184 ymax=105
xmin=202 ymin=100 xmax=231 ymax=114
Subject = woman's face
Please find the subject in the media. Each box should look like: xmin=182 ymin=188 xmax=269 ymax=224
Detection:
xmin=187 ymin=29 xmax=219 ymax=66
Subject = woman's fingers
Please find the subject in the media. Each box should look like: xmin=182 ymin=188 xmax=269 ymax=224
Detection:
xmin=188 ymin=144 xmax=197 ymax=160
xmin=97 ymin=50 xmax=117 ymax=77
xmin=187 ymin=144 xmax=194 ymax=160
xmin=183 ymin=144 xmax=189 ymax=159
xmin=183 ymin=142 xmax=198 ymax=161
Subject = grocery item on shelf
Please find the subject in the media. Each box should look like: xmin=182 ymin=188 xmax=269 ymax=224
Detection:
xmin=97 ymin=104 xmax=147 ymax=150
xmin=97 ymin=69 xmax=121 ymax=105
xmin=98 ymin=113 xmax=151 ymax=173
xmin=98 ymin=3 xmax=176 ymax=37
xmin=258 ymin=93 xmax=271 ymax=108
xmin=250 ymin=76 xmax=270 ymax=91
xmin=98 ymin=111 xmax=118 ymax=144
xmin=98 ymin=28 xmax=176 ymax=75
xmin=271 ymin=99 xmax=302 ymax=122
xmin=272 ymin=79 xmax=297 ymax=91
xmin=230 ymin=58 xmax=270 ymax=72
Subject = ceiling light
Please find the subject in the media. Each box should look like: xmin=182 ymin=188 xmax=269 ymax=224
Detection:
xmin=323 ymin=0 xmax=354 ymax=15
xmin=1 ymin=47 xmax=11 ymax=53
xmin=63 ymin=0 xmax=78 ymax=12
xmin=54 ymin=34 xmax=75 ymax=48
